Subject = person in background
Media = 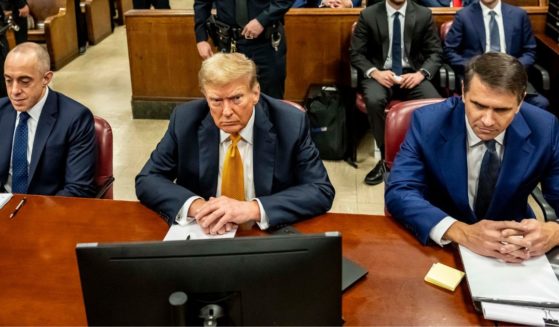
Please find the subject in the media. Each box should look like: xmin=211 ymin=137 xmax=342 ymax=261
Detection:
xmin=350 ymin=0 xmax=442 ymax=186
xmin=194 ymin=0 xmax=293 ymax=99
xmin=136 ymin=52 xmax=334 ymax=235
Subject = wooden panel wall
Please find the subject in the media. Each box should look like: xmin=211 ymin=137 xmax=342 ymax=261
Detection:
xmin=125 ymin=7 xmax=548 ymax=117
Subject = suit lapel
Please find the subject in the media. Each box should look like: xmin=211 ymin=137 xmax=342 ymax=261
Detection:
xmin=439 ymin=100 xmax=475 ymax=221
xmin=198 ymin=111 xmax=220 ymax=198
xmin=0 ymin=107 xmax=16 ymax=185
xmin=501 ymin=4 xmax=513 ymax=54
xmin=376 ymin=5 xmax=389 ymax=62
xmin=403 ymin=2 xmax=415 ymax=58
xmin=29 ymin=90 xmax=57 ymax=184
xmin=487 ymin=111 xmax=533 ymax=216
xmin=472 ymin=4 xmax=487 ymax=52
xmin=252 ymin=101 xmax=276 ymax=197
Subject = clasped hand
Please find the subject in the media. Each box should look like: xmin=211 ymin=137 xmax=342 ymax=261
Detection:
xmin=190 ymin=196 xmax=261 ymax=235
xmin=446 ymin=219 xmax=559 ymax=263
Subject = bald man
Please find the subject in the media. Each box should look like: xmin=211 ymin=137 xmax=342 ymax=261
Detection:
xmin=0 ymin=42 xmax=96 ymax=197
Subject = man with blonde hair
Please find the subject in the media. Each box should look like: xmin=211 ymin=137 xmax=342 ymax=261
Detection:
xmin=136 ymin=53 xmax=334 ymax=234
xmin=0 ymin=42 xmax=96 ymax=197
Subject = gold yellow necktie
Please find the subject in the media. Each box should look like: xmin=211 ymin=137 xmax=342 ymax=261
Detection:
xmin=221 ymin=134 xmax=245 ymax=201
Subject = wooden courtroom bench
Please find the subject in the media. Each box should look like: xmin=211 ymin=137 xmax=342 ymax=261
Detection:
xmin=27 ymin=0 xmax=79 ymax=70
xmin=82 ymin=0 xmax=112 ymax=45
xmin=125 ymin=5 xmax=548 ymax=118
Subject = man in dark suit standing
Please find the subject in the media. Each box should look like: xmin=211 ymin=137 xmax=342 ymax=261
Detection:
xmin=444 ymin=0 xmax=549 ymax=109
xmin=194 ymin=0 xmax=293 ymax=99
xmin=0 ymin=42 xmax=96 ymax=197
xmin=350 ymin=0 xmax=442 ymax=185
xmin=386 ymin=53 xmax=559 ymax=262
xmin=136 ymin=52 xmax=334 ymax=235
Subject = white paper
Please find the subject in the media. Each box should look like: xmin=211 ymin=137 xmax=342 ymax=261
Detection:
xmin=459 ymin=245 xmax=559 ymax=305
xmin=163 ymin=221 xmax=237 ymax=241
xmin=482 ymin=302 xmax=559 ymax=326
xmin=0 ymin=193 xmax=13 ymax=209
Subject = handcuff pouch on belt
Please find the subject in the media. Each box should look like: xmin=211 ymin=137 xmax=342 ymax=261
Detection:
xmin=206 ymin=15 xmax=283 ymax=53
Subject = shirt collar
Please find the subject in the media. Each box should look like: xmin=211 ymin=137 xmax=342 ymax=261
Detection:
xmin=386 ymin=0 xmax=407 ymax=17
xmin=220 ymin=106 xmax=255 ymax=145
xmin=18 ymin=87 xmax=49 ymax=122
xmin=465 ymin=113 xmax=506 ymax=148
xmin=480 ymin=0 xmax=502 ymax=17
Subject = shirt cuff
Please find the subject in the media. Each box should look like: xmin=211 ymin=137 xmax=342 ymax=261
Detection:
xmin=429 ymin=216 xmax=457 ymax=247
xmin=253 ymin=198 xmax=270 ymax=230
xmin=365 ymin=67 xmax=377 ymax=79
xmin=175 ymin=196 xmax=202 ymax=225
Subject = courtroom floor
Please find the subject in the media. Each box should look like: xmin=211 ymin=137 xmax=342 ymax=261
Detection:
xmin=50 ymin=26 xmax=385 ymax=216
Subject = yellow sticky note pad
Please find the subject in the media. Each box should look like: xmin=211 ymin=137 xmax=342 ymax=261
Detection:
xmin=424 ymin=263 xmax=465 ymax=292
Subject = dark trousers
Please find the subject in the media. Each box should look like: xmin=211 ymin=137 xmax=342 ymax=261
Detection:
xmin=12 ymin=11 xmax=27 ymax=44
xmin=74 ymin=0 xmax=88 ymax=48
xmin=362 ymin=75 xmax=441 ymax=155
xmin=236 ymin=32 xmax=286 ymax=99
xmin=133 ymin=0 xmax=170 ymax=9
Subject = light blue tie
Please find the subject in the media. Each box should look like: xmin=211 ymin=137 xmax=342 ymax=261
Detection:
xmin=489 ymin=11 xmax=501 ymax=52
xmin=11 ymin=112 xmax=30 ymax=194
xmin=392 ymin=12 xmax=403 ymax=76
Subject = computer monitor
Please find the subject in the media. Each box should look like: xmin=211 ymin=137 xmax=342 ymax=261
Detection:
xmin=76 ymin=233 xmax=342 ymax=326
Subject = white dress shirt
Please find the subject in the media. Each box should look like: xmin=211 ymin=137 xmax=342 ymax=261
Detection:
xmin=429 ymin=114 xmax=505 ymax=246
xmin=365 ymin=2 xmax=410 ymax=78
xmin=175 ymin=107 xmax=270 ymax=229
xmin=480 ymin=1 xmax=507 ymax=54
xmin=3 ymin=87 xmax=50 ymax=193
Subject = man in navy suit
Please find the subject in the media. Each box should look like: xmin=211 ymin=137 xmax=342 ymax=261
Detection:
xmin=444 ymin=0 xmax=549 ymax=109
xmin=386 ymin=53 xmax=559 ymax=262
xmin=0 ymin=42 xmax=96 ymax=197
xmin=136 ymin=53 xmax=334 ymax=235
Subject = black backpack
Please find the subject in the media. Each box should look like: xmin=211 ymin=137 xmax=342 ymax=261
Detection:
xmin=305 ymin=86 xmax=347 ymax=160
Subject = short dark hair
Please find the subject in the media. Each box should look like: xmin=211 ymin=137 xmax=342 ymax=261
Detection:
xmin=463 ymin=52 xmax=527 ymax=104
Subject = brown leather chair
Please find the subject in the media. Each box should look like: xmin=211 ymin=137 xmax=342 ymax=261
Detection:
xmin=94 ymin=115 xmax=114 ymax=199
xmin=27 ymin=0 xmax=79 ymax=70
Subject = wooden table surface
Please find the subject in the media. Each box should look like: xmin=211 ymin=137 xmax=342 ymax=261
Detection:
xmin=0 ymin=194 xmax=489 ymax=325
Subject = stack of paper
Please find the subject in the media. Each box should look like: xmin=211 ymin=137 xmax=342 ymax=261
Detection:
xmin=163 ymin=221 xmax=237 ymax=241
xmin=459 ymin=245 xmax=559 ymax=325
xmin=424 ymin=263 xmax=465 ymax=291
xmin=0 ymin=193 xmax=13 ymax=210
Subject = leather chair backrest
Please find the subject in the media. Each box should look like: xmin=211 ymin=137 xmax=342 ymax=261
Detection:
xmin=28 ymin=0 xmax=66 ymax=24
xmin=94 ymin=115 xmax=114 ymax=199
xmin=280 ymin=99 xmax=306 ymax=112
xmin=384 ymin=99 xmax=445 ymax=170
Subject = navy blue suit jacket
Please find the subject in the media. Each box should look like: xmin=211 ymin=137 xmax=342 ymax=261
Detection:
xmin=135 ymin=94 xmax=335 ymax=226
xmin=0 ymin=89 xmax=97 ymax=197
xmin=385 ymin=97 xmax=559 ymax=244
xmin=444 ymin=2 xmax=536 ymax=72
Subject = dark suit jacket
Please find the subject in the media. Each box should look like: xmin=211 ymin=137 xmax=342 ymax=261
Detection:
xmin=385 ymin=96 xmax=559 ymax=244
xmin=135 ymin=94 xmax=335 ymax=227
xmin=350 ymin=0 xmax=442 ymax=78
xmin=444 ymin=2 xmax=536 ymax=72
xmin=0 ymin=89 xmax=97 ymax=197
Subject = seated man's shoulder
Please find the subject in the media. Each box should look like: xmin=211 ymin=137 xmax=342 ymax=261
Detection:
xmin=172 ymin=99 xmax=211 ymax=121
xmin=54 ymin=91 xmax=93 ymax=120
xmin=519 ymin=102 xmax=557 ymax=126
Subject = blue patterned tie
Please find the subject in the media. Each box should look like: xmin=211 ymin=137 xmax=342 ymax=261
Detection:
xmin=11 ymin=112 xmax=30 ymax=194
xmin=475 ymin=140 xmax=500 ymax=219
xmin=392 ymin=12 xmax=403 ymax=76
xmin=489 ymin=11 xmax=501 ymax=52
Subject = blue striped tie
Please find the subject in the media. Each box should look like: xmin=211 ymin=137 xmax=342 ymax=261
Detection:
xmin=12 ymin=112 xmax=30 ymax=194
